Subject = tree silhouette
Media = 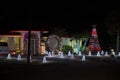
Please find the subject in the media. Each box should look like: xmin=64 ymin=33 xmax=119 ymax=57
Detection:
xmin=104 ymin=9 xmax=120 ymax=53
xmin=71 ymin=29 xmax=90 ymax=53
xmin=49 ymin=26 xmax=67 ymax=37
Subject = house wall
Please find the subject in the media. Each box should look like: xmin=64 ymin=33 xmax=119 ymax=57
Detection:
xmin=20 ymin=31 xmax=41 ymax=55
xmin=0 ymin=36 xmax=21 ymax=53
xmin=0 ymin=31 xmax=45 ymax=55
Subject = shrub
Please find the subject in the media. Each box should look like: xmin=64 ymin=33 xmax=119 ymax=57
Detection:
xmin=62 ymin=45 xmax=73 ymax=54
xmin=80 ymin=46 xmax=88 ymax=54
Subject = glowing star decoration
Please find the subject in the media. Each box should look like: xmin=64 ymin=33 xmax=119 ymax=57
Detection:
xmin=30 ymin=55 xmax=32 ymax=62
xmin=101 ymin=50 xmax=104 ymax=55
xmin=51 ymin=51 xmax=55 ymax=56
xmin=112 ymin=51 xmax=116 ymax=56
xmin=70 ymin=54 xmax=74 ymax=59
xmin=68 ymin=51 xmax=72 ymax=56
xmin=88 ymin=25 xmax=101 ymax=54
xmin=48 ymin=52 xmax=52 ymax=57
xmin=88 ymin=51 xmax=92 ymax=56
xmin=78 ymin=51 xmax=82 ymax=56
xmin=45 ymin=51 xmax=48 ymax=55
xmin=7 ymin=53 xmax=11 ymax=60
xmin=82 ymin=55 xmax=86 ymax=61
xmin=118 ymin=52 xmax=120 ymax=56
xmin=58 ymin=51 xmax=62 ymax=56
xmin=17 ymin=54 xmax=22 ymax=61
xmin=59 ymin=52 xmax=64 ymax=58
xmin=97 ymin=51 xmax=100 ymax=56
xmin=105 ymin=51 xmax=108 ymax=56
xmin=42 ymin=56 xmax=47 ymax=63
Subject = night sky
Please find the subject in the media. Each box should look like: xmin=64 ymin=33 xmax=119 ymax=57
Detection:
xmin=0 ymin=1 xmax=119 ymax=50
xmin=0 ymin=1 xmax=119 ymax=33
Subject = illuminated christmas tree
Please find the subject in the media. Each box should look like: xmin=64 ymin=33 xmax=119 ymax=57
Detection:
xmin=88 ymin=25 xmax=101 ymax=54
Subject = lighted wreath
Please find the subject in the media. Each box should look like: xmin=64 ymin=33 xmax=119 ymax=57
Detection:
xmin=46 ymin=34 xmax=61 ymax=51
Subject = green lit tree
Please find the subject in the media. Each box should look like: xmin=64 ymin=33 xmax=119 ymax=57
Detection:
xmin=72 ymin=30 xmax=90 ymax=53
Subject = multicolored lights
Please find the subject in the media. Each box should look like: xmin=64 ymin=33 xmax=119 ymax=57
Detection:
xmin=88 ymin=26 xmax=101 ymax=53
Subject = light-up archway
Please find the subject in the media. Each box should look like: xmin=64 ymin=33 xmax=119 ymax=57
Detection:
xmin=24 ymin=32 xmax=39 ymax=55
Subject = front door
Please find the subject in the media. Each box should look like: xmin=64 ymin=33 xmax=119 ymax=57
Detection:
xmin=25 ymin=39 xmax=39 ymax=55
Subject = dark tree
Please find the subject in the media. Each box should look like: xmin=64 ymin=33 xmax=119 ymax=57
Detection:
xmin=104 ymin=9 xmax=120 ymax=53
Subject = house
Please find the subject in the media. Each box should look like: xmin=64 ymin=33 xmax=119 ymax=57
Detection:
xmin=0 ymin=30 xmax=48 ymax=55
xmin=0 ymin=27 xmax=89 ymax=55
